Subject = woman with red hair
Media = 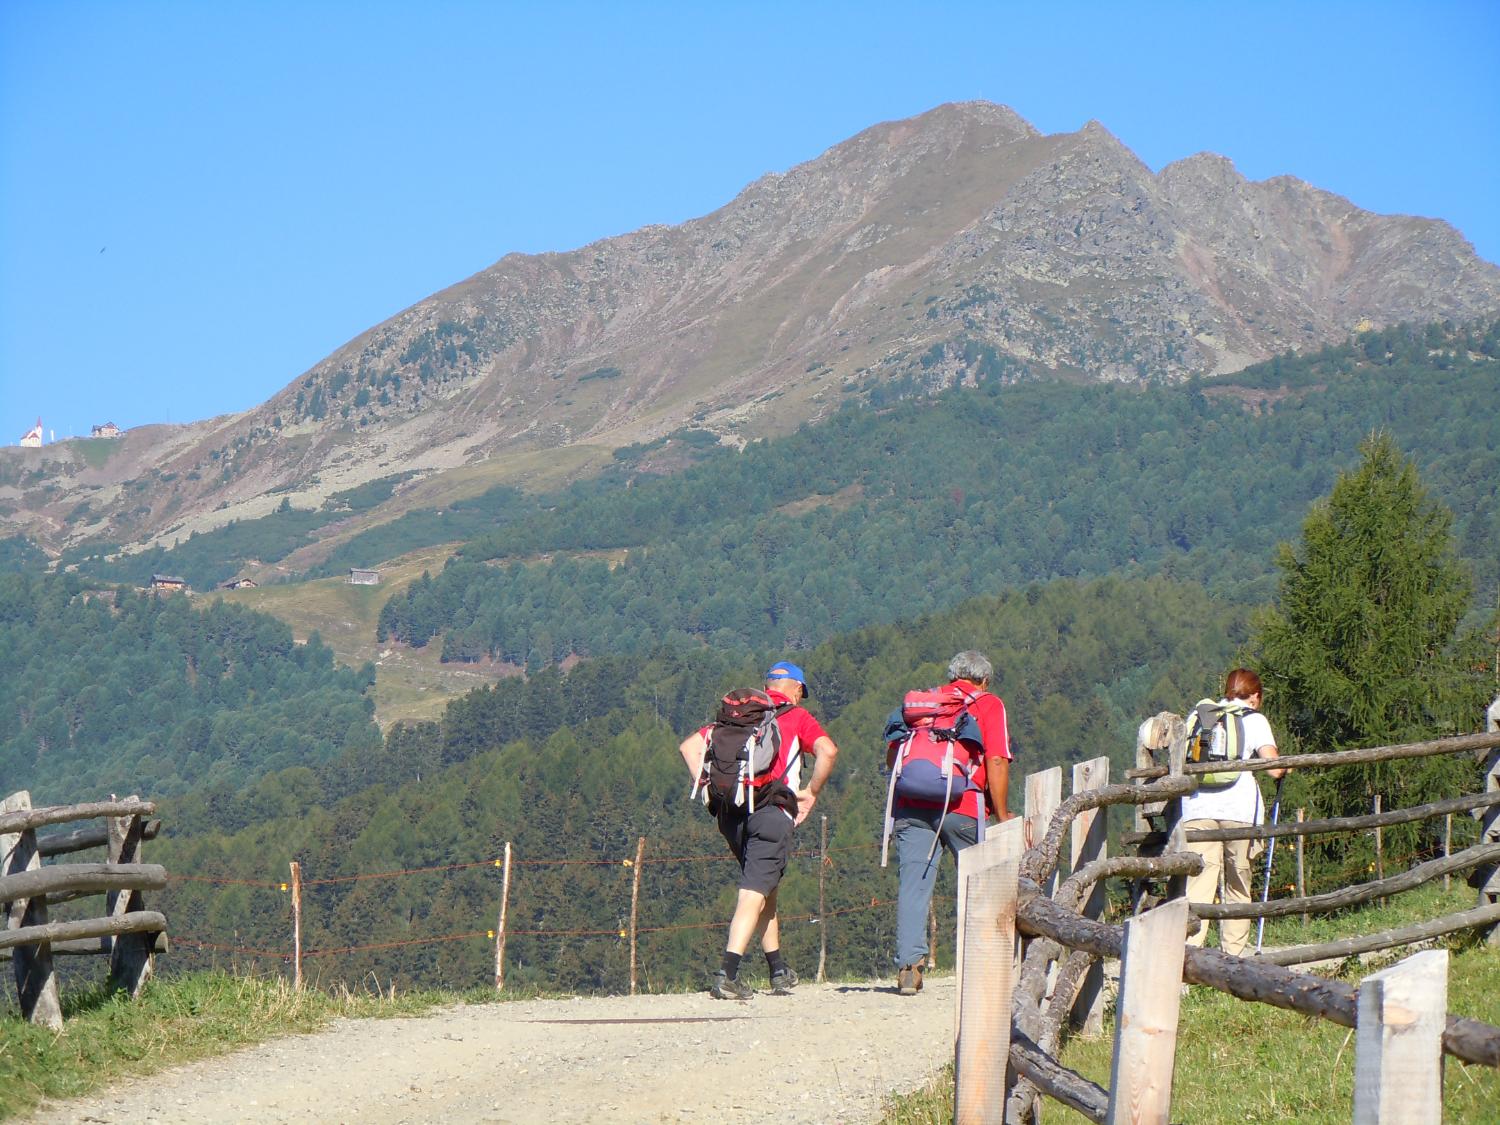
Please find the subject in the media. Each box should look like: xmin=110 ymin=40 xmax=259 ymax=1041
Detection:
xmin=1181 ymin=668 xmax=1285 ymax=957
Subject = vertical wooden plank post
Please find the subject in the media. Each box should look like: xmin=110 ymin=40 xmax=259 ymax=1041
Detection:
xmin=288 ymin=860 xmax=303 ymax=991
xmin=628 ymin=836 xmax=645 ymax=996
xmin=1024 ymin=766 xmax=1063 ymax=896
xmin=494 ymin=841 xmax=512 ymax=991
xmin=817 ymin=815 xmax=828 ymax=983
xmin=1163 ymin=723 xmax=1191 ymax=902
xmin=106 ymin=796 xmax=156 ymax=995
xmin=1 ymin=791 xmax=63 ymax=1030
xmin=953 ymin=819 xmax=1022 ymax=1125
xmin=1353 ymin=949 xmax=1448 ymax=1124
xmin=954 ymin=816 xmax=1025 ymax=1037
xmin=1106 ymin=897 xmax=1189 ymax=1125
xmin=1477 ymin=703 xmax=1500 ymax=945
xmin=1070 ymin=756 xmax=1110 ymax=1035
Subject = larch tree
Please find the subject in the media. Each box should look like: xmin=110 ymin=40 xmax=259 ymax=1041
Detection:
xmin=1253 ymin=432 xmax=1490 ymax=827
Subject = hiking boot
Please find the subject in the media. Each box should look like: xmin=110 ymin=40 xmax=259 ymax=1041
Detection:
xmin=769 ymin=966 xmax=799 ymax=994
xmin=709 ymin=970 xmax=753 ymax=1001
xmin=896 ymin=963 xmax=924 ymax=996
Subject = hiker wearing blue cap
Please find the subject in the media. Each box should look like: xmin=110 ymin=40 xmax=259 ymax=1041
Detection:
xmin=679 ymin=660 xmax=840 ymax=1000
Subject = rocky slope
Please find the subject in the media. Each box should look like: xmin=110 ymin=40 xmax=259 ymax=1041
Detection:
xmin=7 ymin=101 xmax=1499 ymax=557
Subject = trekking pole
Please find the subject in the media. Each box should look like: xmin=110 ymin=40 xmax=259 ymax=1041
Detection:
xmin=1254 ymin=775 xmax=1285 ymax=954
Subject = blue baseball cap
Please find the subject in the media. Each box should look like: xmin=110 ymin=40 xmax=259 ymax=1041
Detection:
xmin=765 ymin=661 xmax=810 ymax=697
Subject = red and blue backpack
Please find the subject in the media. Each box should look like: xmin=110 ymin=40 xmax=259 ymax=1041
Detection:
xmin=879 ymin=683 xmax=987 ymax=866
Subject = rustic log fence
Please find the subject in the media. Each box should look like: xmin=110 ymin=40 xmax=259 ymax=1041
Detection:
xmin=948 ymin=724 xmax=1500 ymax=1124
xmin=1 ymin=790 xmax=166 ymax=1029
xmin=16 ymin=719 xmax=1495 ymax=1115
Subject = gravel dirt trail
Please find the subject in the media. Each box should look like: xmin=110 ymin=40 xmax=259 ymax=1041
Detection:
xmin=26 ymin=976 xmax=954 ymax=1124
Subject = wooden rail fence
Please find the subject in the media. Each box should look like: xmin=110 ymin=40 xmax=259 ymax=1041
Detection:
xmin=950 ymin=723 xmax=1500 ymax=1124
xmin=1 ymin=790 xmax=166 ymax=1029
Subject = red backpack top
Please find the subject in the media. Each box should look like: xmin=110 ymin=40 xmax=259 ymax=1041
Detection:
xmin=880 ymin=683 xmax=987 ymax=866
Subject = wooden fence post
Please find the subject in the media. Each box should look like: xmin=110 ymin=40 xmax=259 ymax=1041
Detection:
xmin=953 ymin=828 xmax=1021 ymax=1125
xmin=1025 ymin=767 xmax=1063 ymax=896
xmin=1354 ymin=949 xmax=1448 ymax=1124
xmin=1 ymin=791 xmax=62 ymax=1030
xmin=1070 ymin=756 xmax=1110 ymax=1035
xmin=955 ymin=817 xmax=1025 ymax=1041
xmin=628 ymin=836 xmax=645 ymax=996
xmin=1296 ymin=808 xmax=1307 ymax=925
xmin=494 ymin=842 xmax=512 ymax=991
xmin=817 ymin=815 xmax=828 ymax=983
xmin=1477 ymin=707 xmax=1500 ymax=944
xmin=288 ymin=860 xmax=303 ymax=990
xmin=106 ymin=798 xmax=155 ymax=996
xmin=1130 ymin=713 xmax=1182 ymax=912
xmin=1163 ymin=722 xmax=1191 ymax=902
xmin=1106 ymin=897 xmax=1189 ymax=1125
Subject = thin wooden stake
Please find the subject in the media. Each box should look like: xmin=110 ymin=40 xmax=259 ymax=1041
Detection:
xmin=1354 ymin=949 xmax=1448 ymax=1124
xmin=1296 ymin=808 xmax=1307 ymax=926
xmin=1106 ymin=897 xmax=1189 ymax=1125
xmin=628 ymin=836 xmax=645 ymax=996
xmin=288 ymin=860 xmax=302 ymax=991
xmin=1443 ymin=813 xmax=1453 ymax=894
xmin=927 ymin=905 xmax=937 ymax=972
xmin=495 ymin=842 xmax=512 ymax=991
xmin=1374 ymin=794 xmax=1385 ymax=906
xmin=817 ymin=815 xmax=828 ymax=983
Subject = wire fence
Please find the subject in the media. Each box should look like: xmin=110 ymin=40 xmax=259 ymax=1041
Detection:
xmin=160 ymin=825 xmax=892 ymax=991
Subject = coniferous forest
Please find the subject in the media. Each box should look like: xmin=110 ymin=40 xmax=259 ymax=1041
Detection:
xmin=3 ymin=320 xmax=1497 ymax=995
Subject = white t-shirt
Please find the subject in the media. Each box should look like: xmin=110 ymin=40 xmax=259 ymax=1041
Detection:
xmin=1180 ymin=702 xmax=1277 ymax=825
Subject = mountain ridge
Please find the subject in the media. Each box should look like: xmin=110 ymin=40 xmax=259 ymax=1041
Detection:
xmin=5 ymin=101 xmax=1497 ymax=557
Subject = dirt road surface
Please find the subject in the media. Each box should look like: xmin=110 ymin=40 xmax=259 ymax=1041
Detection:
xmin=27 ymin=976 xmax=954 ymax=1124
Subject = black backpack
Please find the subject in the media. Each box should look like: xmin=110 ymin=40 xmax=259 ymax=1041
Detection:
xmin=691 ymin=689 xmax=793 ymax=813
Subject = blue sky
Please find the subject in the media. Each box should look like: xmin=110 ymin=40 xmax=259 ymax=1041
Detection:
xmin=2 ymin=1 xmax=1497 ymax=440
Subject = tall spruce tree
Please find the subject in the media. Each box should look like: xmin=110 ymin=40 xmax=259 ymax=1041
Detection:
xmin=1253 ymin=433 xmax=1488 ymax=831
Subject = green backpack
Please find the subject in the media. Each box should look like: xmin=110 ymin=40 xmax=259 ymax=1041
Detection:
xmin=1185 ymin=699 xmax=1256 ymax=788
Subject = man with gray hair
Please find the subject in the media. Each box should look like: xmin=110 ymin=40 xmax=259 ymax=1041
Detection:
xmin=885 ymin=650 xmax=1015 ymax=995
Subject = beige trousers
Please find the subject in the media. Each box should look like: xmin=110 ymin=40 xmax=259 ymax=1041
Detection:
xmin=1183 ymin=819 xmax=1255 ymax=957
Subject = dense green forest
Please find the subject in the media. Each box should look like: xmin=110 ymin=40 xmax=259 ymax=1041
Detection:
xmin=10 ymin=320 xmax=1497 ymax=998
xmin=150 ymin=574 xmax=1247 ymax=992
xmin=377 ymin=322 xmax=1500 ymax=668
xmin=0 ymin=573 xmax=381 ymax=803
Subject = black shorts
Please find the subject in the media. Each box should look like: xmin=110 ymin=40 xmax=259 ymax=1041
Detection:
xmin=716 ymin=802 xmax=795 ymax=895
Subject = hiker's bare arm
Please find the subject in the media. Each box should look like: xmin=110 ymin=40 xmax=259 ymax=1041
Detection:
xmin=987 ymin=755 xmax=1016 ymax=822
xmin=1257 ymin=743 xmax=1285 ymax=780
xmin=795 ymin=735 xmax=839 ymax=825
xmin=679 ymin=732 xmax=706 ymax=775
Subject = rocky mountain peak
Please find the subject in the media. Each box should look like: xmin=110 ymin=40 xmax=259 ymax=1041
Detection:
xmin=8 ymin=102 xmax=1499 ymax=559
